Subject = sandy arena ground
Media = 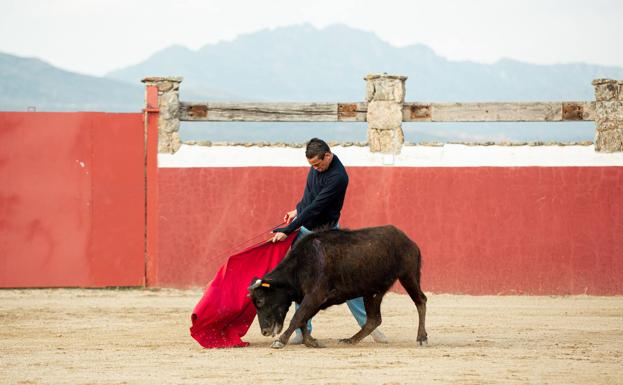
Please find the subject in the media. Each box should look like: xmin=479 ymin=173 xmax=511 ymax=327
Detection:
xmin=1 ymin=289 xmax=622 ymax=385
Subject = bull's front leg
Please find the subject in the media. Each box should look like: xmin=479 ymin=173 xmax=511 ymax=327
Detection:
xmin=271 ymin=297 xmax=322 ymax=349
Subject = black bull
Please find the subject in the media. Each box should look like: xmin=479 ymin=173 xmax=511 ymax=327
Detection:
xmin=248 ymin=225 xmax=428 ymax=349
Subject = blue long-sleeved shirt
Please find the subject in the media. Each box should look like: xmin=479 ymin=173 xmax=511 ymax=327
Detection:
xmin=275 ymin=155 xmax=348 ymax=234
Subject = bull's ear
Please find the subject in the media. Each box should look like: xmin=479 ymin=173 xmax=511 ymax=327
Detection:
xmin=248 ymin=278 xmax=263 ymax=291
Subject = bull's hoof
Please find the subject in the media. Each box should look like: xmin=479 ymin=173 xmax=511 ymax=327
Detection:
xmin=338 ymin=338 xmax=355 ymax=345
xmin=417 ymin=337 xmax=428 ymax=346
xmin=303 ymin=337 xmax=324 ymax=348
xmin=371 ymin=329 xmax=388 ymax=344
xmin=271 ymin=340 xmax=285 ymax=349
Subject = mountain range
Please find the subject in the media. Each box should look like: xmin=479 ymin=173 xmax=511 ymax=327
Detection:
xmin=2 ymin=24 xmax=622 ymax=142
xmin=108 ymin=24 xmax=623 ymax=103
xmin=0 ymin=52 xmax=143 ymax=112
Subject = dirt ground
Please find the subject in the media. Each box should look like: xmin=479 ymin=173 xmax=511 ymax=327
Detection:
xmin=1 ymin=289 xmax=622 ymax=385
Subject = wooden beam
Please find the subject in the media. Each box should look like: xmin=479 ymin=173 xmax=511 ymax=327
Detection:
xmin=180 ymin=102 xmax=342 ymax=122
xmin=179 ymin=101 xmax=596 ymax=122
xmin=403 ymin=102 xmax=595 ymax=122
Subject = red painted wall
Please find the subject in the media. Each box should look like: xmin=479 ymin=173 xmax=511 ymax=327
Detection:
xmin=158 ymin=166 xmax=623 ymax=294
xmin=3 ymin=110 xmax=621 ymax=294
xmin=0 ymin=112 xmax=145 ymax=287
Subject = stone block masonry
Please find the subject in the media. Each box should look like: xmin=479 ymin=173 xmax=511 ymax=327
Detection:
xmin=365 ymin=73 xmax=407 ymax=154
xmin=593 ymin=79 xmax=623 ymax=152
xmin=142 ymin=76 xmax=183 ymax=154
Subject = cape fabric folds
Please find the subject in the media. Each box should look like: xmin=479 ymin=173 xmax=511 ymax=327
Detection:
xmin=190 ymin=232 xmax=297 ymax=348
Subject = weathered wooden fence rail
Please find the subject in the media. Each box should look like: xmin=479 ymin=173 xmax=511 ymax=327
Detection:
xmin=142 ymin=75 xmax=622 ymax=153
xmin=179 ymin=101 xmax=596 ymax=123
xmin=404 ymin=101 xmax=596 ymax=122
xmin=179 ymin=102 xmax=367 ymax=122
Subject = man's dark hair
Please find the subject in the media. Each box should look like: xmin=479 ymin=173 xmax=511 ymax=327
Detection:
xmin=305 ymin=138 xmax=331 ymax=160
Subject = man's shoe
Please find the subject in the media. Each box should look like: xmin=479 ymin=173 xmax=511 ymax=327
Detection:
xmin=371 ymin=329 xmax=388 ymax=343
xmin=290 ymin=333 xmax=303 ymax=345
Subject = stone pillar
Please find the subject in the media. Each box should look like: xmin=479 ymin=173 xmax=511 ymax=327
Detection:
xmin=592 ymin=79 xmax=623 ymax=152
xmin=364 ymin=73 xmax=407 ymax=153
xmin=142 ymin=76 xmax=183 ymax=153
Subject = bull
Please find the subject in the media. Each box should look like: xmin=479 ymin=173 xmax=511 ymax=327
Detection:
xmin=248 ymin=225 xmax=427 ymax=349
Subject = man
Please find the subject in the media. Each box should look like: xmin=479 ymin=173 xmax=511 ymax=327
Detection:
xmin=271 ymin=138 xmax=387 ymax=344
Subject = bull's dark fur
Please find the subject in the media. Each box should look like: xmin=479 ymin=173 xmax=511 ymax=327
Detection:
xmin=249 ymin=225 xmax=427 ymax=349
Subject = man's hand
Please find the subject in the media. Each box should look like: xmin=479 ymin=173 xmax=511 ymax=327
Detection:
xmin=271 ymin=232 xmax=288 ymax=243
xmin=283 ymin=209 xmax=297 ymax=224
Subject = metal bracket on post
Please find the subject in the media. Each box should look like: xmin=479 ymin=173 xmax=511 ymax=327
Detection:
xmin=562 ymin=102 xmax=584 ymax=121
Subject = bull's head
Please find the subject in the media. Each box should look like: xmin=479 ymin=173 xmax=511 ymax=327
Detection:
xmin=248 ymin=277 xmax=291 ymax=337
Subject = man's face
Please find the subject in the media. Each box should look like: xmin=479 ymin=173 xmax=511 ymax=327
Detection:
xmin=308 ymin=152 xmax=332 ymax=172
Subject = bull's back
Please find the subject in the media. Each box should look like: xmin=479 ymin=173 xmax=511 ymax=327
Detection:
xmin=302 ymin=225 xmax=420 ymax=298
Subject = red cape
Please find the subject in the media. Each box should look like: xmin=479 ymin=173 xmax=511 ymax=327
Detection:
xmin=190 ymin=232 xmax=297 ymax=348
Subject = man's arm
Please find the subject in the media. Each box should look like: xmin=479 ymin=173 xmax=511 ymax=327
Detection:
xmin=274 ymin=173 xmax=347 ymax=235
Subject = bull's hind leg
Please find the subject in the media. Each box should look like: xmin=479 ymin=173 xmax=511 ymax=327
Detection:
xmin=299 ymin=324 xmax=322 ymax=348
xmin=339 ymin=293 xmax=384 ymax=345
xmin=399 ymin=273 xmax=428 ymax=345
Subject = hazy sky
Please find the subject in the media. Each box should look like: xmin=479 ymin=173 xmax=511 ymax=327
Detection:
xmin=1 ymin=0 xmax=621 ymax=76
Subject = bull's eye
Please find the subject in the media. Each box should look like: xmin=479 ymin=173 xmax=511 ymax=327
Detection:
xmin=256 ymin=298 xmax=265 ymax=307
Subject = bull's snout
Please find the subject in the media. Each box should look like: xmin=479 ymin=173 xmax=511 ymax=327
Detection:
xmin=260 ymin=324 xmax=282 ymax=337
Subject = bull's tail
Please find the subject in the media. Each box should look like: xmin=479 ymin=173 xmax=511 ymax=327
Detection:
xmin=398 ymin=246 xmax=426 ymax=308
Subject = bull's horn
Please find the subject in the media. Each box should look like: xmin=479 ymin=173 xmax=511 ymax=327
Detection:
xmin=248 ymin=278 xmax=263 ymax=291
